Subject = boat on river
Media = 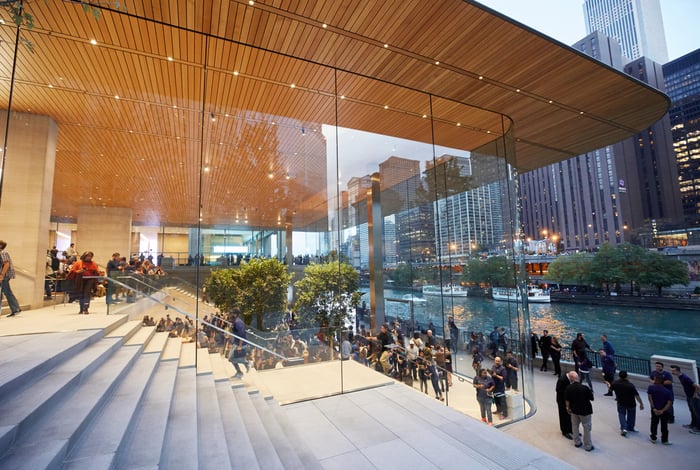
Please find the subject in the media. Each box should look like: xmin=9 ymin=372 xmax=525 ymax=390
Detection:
xmin=492 ymin=286 xmax=550 ymax=303
xmin=401 ymin=294 xmax=427 ymax=304
xmin=422 ymin=284 xmax=468 ymax=297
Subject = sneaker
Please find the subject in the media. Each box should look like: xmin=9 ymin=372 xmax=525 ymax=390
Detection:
xmin=627 ymin=429 xmax=638 ymax=433
xmin=481 ymin=417 xmax=487 ymax=423
xmin=621 ymin=430 xmax=627 ymax=436
xmin=689 ymin=429 xmax=700 ymax=435
xmin=650 ymin=436 xmax=657 ymax=443
xmin=662 ymin=441 xmax=672 ymax=446
xmin=682 ymin=424 xmax=692 ymax=429
xmin=585 ymin=446 xmax=595 ymax=452
xmin=487 ymin=422 xmax=493 ymax=426
xmin=574 ymin=443 xmax=583 ymax=448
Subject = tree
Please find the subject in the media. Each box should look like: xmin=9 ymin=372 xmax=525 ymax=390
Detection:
xmin=389 ymin=263 xmax=416 ymax=287
xmin=461 ymin=255 xmax=517 ymax=287
xmin=588 ymin=244 xmax=626 ymax=292
xmin=638 ymin=252 xmax=689 ymax=296
xmin=203 ymin=258 xmax=292 ymax=330
xmin=545 ymin=253 xmax=592 ymax=285
xmin=293 ymin=256 xmax=362 ymax=332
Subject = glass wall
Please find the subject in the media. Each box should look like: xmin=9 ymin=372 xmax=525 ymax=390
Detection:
xmin=0 ymin=2 xmax=533 ymax=421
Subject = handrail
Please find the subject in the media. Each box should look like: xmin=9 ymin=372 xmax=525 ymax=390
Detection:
xmin=100 ymin=275 xmax=289 ymax=362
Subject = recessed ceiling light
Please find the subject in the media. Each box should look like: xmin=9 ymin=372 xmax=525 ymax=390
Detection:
xmin=435 ymin=61 xmax=440 ymax=65
xmin=48 ymin=84 xmax=53 ymax=88
xmin=233 ymin=71 xmax=239 ymax=76
xmin=290 ymin=83 xmax=295 ymax=88
xmin=516 ymin=89 xmax=520 ymax=92
xmin=549 ymin=100 xmax=553 ymax=104
xmin=580 ymin=111 xmax=584 ymax=115
xmin=322 ymin=23 xmax=328 ymax=28
xmin=478 ymin=76 xmax=483 ymax=80
xmin=114 ymin=95 xmax=120 ymax=99
xmin=248 ymin=0 xmax=254 ymax=5
xmin=167 ymin=56 xmax=173 ymax=62
xmin=89 ymin=39 xmax=98 ymax=45
xmin=457 ymin=123 xmax=461 ymax=127
xmin=422 ymin=114 xmax=427 ymax=118
xmin=383 ymin=105 xmax=388 ymax=109
xmin=340 ymin=95 xmax=345 ymax=99
xmin=384 ymin=44 xmax=389 ymax=48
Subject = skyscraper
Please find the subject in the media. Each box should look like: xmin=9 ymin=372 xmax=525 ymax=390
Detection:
xmin=583 ymin=0 xmax=668 ymax=64
xmin=663 ymin=49 xmax=700 ymax=227
xmin=519 ymin=31 xmax=682 ymax=250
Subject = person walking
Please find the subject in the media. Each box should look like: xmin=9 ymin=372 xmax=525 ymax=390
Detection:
xmin=229 ymin=308 xmax=250 ymax=378
xmin=0 ymin=240 xmax=21 ymax=317
xmin=609 ymin=370 xmax=644 ymax=436
xmin=600 ymin=349 xmax=616 ymax=396
xmin=670 ymin=365 xmax=700 ymax=434
xmin=647 ymin=375 xmax=673 ymax=445
xmin=565 ymin=371 xmax=595 ymax=452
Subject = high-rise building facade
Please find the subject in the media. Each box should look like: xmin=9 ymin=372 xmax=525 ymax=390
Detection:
xmin=519 ymin=31 xmax=682 ymax=250
xmin=583 ymin=0 xmax=668 ymax=63
xmin=663 ymin=49 xmax=700 ymax=226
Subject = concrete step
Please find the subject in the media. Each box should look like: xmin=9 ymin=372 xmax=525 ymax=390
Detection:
xmin=104 ymin=319 xmax=143 ymax=343
xmin=179 ymin=341 xmax=196 ymax=368
xmin=264 ymin=398 xmax=323 ymax=470
xmin=215 ymin=381 xmax=259 ymax=470
xmin=112 ymin=360 xmax=179 ymax=469
xmin=0 ymin=330 xmax=104 ymax=399
xmin=143 ymin=331 xmax=170 ymax=355
xmin=159 ymin=366 xmax=198 ymax=469
xmin=232 ymin=385 xmax=284 ymax=470
xmin=249 ymin=393 xmax=306 ymax=470
xmin=195 ymin=373 xmax=232 ymax=469
xmin=196 ymin=346 xmax=213 ymax=375
xmin=0 ymin=336 xmax=123 ymax=458
xmin=161 ymin=335 xmax=183 ymax=361
xmin=0 ymin=344 xmax=143 ymax=469
xmin=61 ymin=352 xmax=161 ymax=469
xmin=124 ymin=325 xmax=156 ymax=347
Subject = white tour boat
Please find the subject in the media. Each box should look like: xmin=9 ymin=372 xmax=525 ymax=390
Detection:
xmin=421 ymin=284 xmax=468 ymax=297
xmin=492 ymin=286 xmax=550 ymax=303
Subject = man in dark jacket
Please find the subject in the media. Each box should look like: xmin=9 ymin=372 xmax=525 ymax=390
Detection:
xmin=610 ymin=370 xmax=644 ymax=435
xmin=556 ymin=373 xmax=573 ymax=439
xmin=565 ymin=371 xmax=595 ymax=451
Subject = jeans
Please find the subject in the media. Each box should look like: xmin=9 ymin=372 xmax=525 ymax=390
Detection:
xmin=1 ymin=277 xmax=20 ymax=313
xmin=688 ymin=396 xmax=700 ymax=429
xmin=617 ymin=404 xmax=637 ymax=431
xmin=650 ymin=411 xmax=670 ymax=442
xmin=477 ymin=396 xmax=493 ymax=422
xmin=571 ymin=413 xmax=593 ymax=450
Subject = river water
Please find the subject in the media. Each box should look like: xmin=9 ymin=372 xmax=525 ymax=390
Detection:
xmin=363 ymin=290 xmax=700 ymax=363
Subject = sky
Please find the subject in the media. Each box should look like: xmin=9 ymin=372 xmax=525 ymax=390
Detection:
xmin=476 ymin=0 xmax=700 ymax=61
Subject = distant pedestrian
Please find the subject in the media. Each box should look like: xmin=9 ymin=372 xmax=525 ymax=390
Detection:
xmin=550 ymin=336 xmax=563 ymax=377
xmin=229 ymin=308 xmax=250 ymax=378
xmin=489 ymin=326 xmax=499 ymax=358
xmin=504 ymin=350 xmax=519 ymax=391
xmin=578 ymin=357 xmax=593 ymax=391
xmin=539 ymin=330 xmax=552 ymax=372
xmin=647 ymin=375 xmax=673 ymax=445
xmin=0 ymin=240 xmax=21 ymax=317
xmin=649 ymin=361 xmax=674 ymax=424
xmin=571 ymin=332 xmax=593 ymax=376
xmin=670 ymin=365 xmax=700 ymax=434
xmin=601 ymin=334 xmax=615 ymax=358
xmin=610 ymin=371 xmax=644 ymax=436
xmin=565 ymin=371 xmax=595 ymax=452
xmin=530 ymin=330 xmax=539 ymax=358
xmin=600 ymin=350 xmax=616 ymax=396
xmin=491 ymin=357 xmax=507 ymax=419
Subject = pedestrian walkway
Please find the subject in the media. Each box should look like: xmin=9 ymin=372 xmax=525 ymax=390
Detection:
xmin=503 ymin=366 xmax=697 ymax=468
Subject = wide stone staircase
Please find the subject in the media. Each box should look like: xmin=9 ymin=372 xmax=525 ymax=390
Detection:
xmin=0 ymin=318 xmax=322 ymax=469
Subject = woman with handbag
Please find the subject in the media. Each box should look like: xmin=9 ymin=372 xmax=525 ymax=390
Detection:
xmin=68 ymin=251 xmax=102 ymax=314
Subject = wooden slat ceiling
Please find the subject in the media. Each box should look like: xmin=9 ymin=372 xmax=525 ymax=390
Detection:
xmin=0 ymin=0 xmax=668 ymax=229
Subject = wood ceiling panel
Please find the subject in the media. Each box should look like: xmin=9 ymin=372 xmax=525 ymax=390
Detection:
xmin=0 ymin=0 xmax=669 ymax=229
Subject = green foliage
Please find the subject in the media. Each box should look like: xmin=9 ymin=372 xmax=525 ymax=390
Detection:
xmin=389 ymin=263 xmax=416 ymax=287
xmin=638 ymin=251 xmax=689 ymax=295
xmin=203 ymin=258 xmax=292 ymax=330
xmin=461 ymin=255 xmax=517 ymax=287
xmin=294 ymin=258 xmax=362 ymax=329
xmin=545 ymin=252 xmax=592 ymax=285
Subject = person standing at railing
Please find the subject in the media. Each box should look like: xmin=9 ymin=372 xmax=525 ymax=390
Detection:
xmin=490 ymin=357 xmax=507 ymax=419
xmin=68 ymin=251 xmax=103 ymax=315
xmin=0 ymin=240 xmax=21 ymax=317
xmin=105 ymin=252 xmax=122 ymax=305
xmin=505 ymin=350 xmax=519 ymax=392
xmin=550 ymin=336 xmax=563 ymax=377
xmin=572 ymin=332 xmax=593 ymax=377
xmin=600 ymin=350 xmax=616 ymax=396
xmin=670 ymin=365 xmax=700 ymax=434
xmin=539 ymin=330 xmax=552 ymax=372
